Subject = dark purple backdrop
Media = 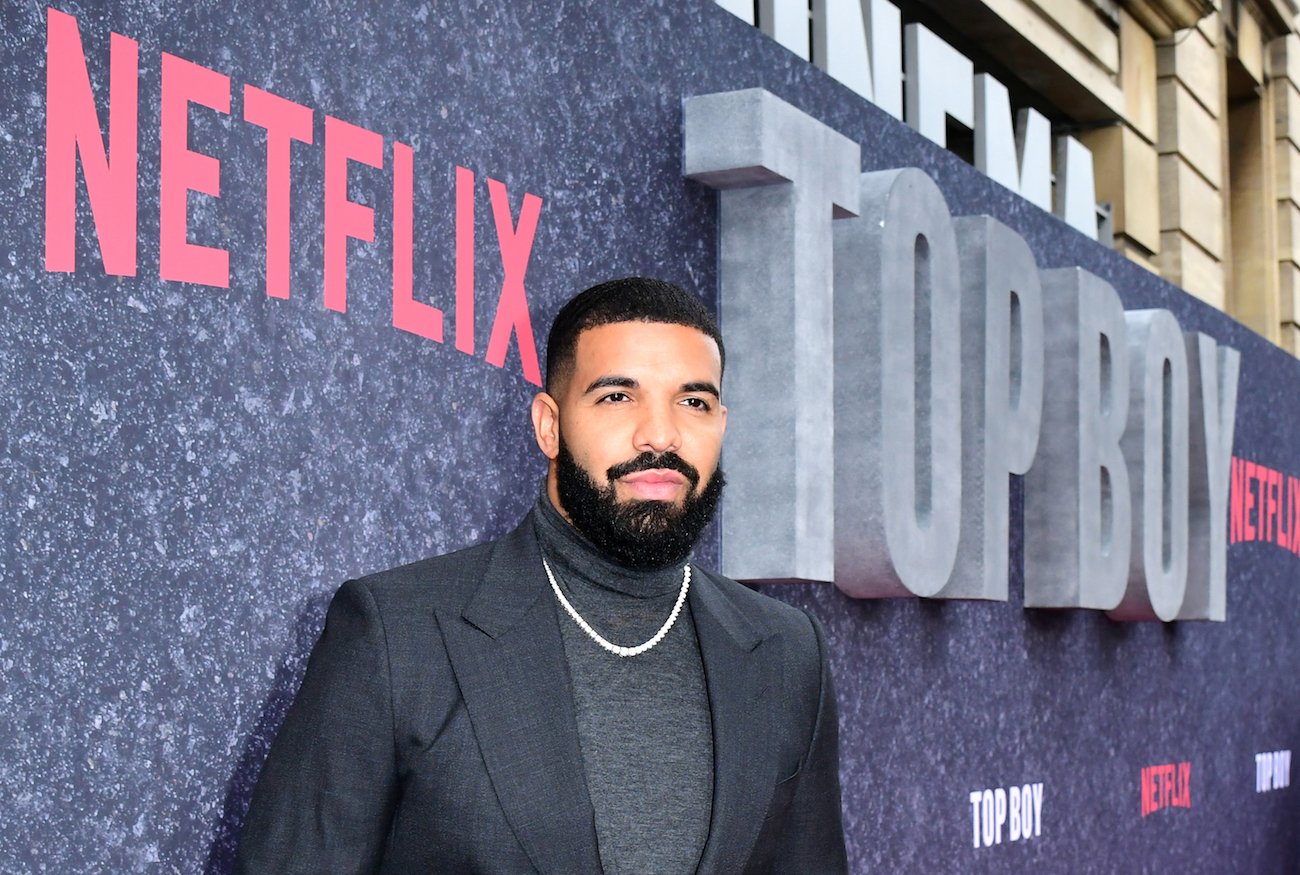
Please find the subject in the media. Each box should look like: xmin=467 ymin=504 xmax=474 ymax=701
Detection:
xmin=2 ymin=2 xmax=1297 ymax=872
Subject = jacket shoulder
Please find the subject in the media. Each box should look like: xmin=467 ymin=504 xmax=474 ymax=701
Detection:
xmin=349 ymin=538 xmax=497 ymax=615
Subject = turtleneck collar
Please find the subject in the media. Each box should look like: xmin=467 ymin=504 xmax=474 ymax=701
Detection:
xmin=532 ymin=489 xmax=687 ymax=600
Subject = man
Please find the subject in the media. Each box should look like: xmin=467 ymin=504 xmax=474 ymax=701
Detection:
xmin=235 ymin=277 xmax=848 ymax=874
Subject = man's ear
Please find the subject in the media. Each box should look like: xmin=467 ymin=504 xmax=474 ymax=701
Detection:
xmin=531 ymin=392 xmax=561 ymax=460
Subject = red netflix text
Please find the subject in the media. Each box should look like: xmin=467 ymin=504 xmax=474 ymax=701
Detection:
xmin=43 ymin=7 xmax=543 ymax=386
xmin=1229 ymin=456 xmax=1300 ymax=556
xmin=1140 ymin=762 xmax=1191 ymax=817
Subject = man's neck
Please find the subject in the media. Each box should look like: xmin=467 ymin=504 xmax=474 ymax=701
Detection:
xmin=531 ymin=492 xmax=683 ymax=598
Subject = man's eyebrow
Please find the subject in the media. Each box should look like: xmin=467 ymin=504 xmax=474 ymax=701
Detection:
xmin=581 ymin=376 xmax=721 ymax=398
xmin=583 ymin=375 xmax=638 ymax=394
xmin=681 ymin=381 xmax=721 ymax=398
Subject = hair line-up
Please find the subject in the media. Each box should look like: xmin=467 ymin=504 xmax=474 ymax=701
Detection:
xmin=544 ymin=276 xmax=726 ymax=395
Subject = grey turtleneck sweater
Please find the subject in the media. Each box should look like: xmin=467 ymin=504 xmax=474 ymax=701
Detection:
xmin=532 ymin=494 xmax=714 ymax=875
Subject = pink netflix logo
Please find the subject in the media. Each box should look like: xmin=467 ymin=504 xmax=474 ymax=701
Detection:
xmin=1229 ymin=457 xmax=1300 ymax=557
xmin=43 ymin=8 xmax=543 ymax=385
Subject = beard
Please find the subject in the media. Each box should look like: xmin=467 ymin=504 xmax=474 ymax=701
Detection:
xmin=555 ymin=436 xmax=725 ymax=570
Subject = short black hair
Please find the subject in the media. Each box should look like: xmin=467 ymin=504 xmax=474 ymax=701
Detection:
xmin=544 ymin=276 xmax=725 ymax=395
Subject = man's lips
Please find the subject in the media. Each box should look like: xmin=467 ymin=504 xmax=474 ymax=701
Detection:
xmin=619 ymin=469 xmax=688 ymax=500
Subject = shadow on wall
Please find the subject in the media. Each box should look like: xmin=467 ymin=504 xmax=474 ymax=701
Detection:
xmin=203 ymin=591 xmax=334 ymax=874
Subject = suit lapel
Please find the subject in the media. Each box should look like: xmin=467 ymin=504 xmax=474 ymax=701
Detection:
xmin=691 ymin=570 xmax=779 ymax=875
xmin=437 ymin=515 xmax=603 ymax=874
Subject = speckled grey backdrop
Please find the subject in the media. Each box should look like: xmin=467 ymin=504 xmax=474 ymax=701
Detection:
xmin=2 ymin=1 xmax=1297 ymax=872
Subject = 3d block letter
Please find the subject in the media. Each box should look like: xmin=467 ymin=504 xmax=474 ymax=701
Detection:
xmin=833 ymin=168 xmax=963 ymax=598
xmin=946 ymin=216 xmax=1043 ymax=600
xmin=1024 ymin=269 xmax=1131 ymax=609
xmin=1110 ymin=310 xmax=1189 ymax=621
xmin=684 ymin=88 xmax=860 ymax=582
xmin=1180 ymin=333 xmax=1239 ymax=620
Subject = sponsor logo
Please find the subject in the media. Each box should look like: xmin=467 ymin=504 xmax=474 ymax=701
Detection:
xmin=1230 ymin=458 xmax=1300 ymax=557
xmin=43 ymin=8 xmax=545 ymax=386
xmin=1140 ymin=762 xmax=1191 ymax=817
xmin=968 ymin=783 xmax=1043 ymax=848
xmin=1255 ymin=750 xmax=1292 ymax=793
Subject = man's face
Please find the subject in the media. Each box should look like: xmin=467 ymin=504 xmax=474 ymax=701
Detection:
xmin=532 ymin=321 xmax=727 ymax=567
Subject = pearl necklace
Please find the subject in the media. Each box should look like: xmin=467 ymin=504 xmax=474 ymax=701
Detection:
xmin=542 ymin=558 xmax=691 ymax=658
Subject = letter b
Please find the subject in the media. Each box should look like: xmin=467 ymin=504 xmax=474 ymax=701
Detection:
xmin=1024 ymin=268 xmax=1131 ymax=609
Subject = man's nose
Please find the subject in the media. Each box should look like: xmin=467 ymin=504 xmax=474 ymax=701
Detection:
xmin=633 ymin=403 xmax=681 ymax=454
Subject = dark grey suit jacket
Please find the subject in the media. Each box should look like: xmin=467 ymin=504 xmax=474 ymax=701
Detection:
xmin=235 ymin=513 xmax=848 ymax=874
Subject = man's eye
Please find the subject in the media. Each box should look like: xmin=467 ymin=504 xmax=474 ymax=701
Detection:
xmin=682 ymin=397 xmax=712 ymax=411
xmin=599 ymin=392 xmax=630 ymax=403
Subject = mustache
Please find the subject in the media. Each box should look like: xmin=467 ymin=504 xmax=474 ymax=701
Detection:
xmin=606 ymin=451 xmax=701 ymax=488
